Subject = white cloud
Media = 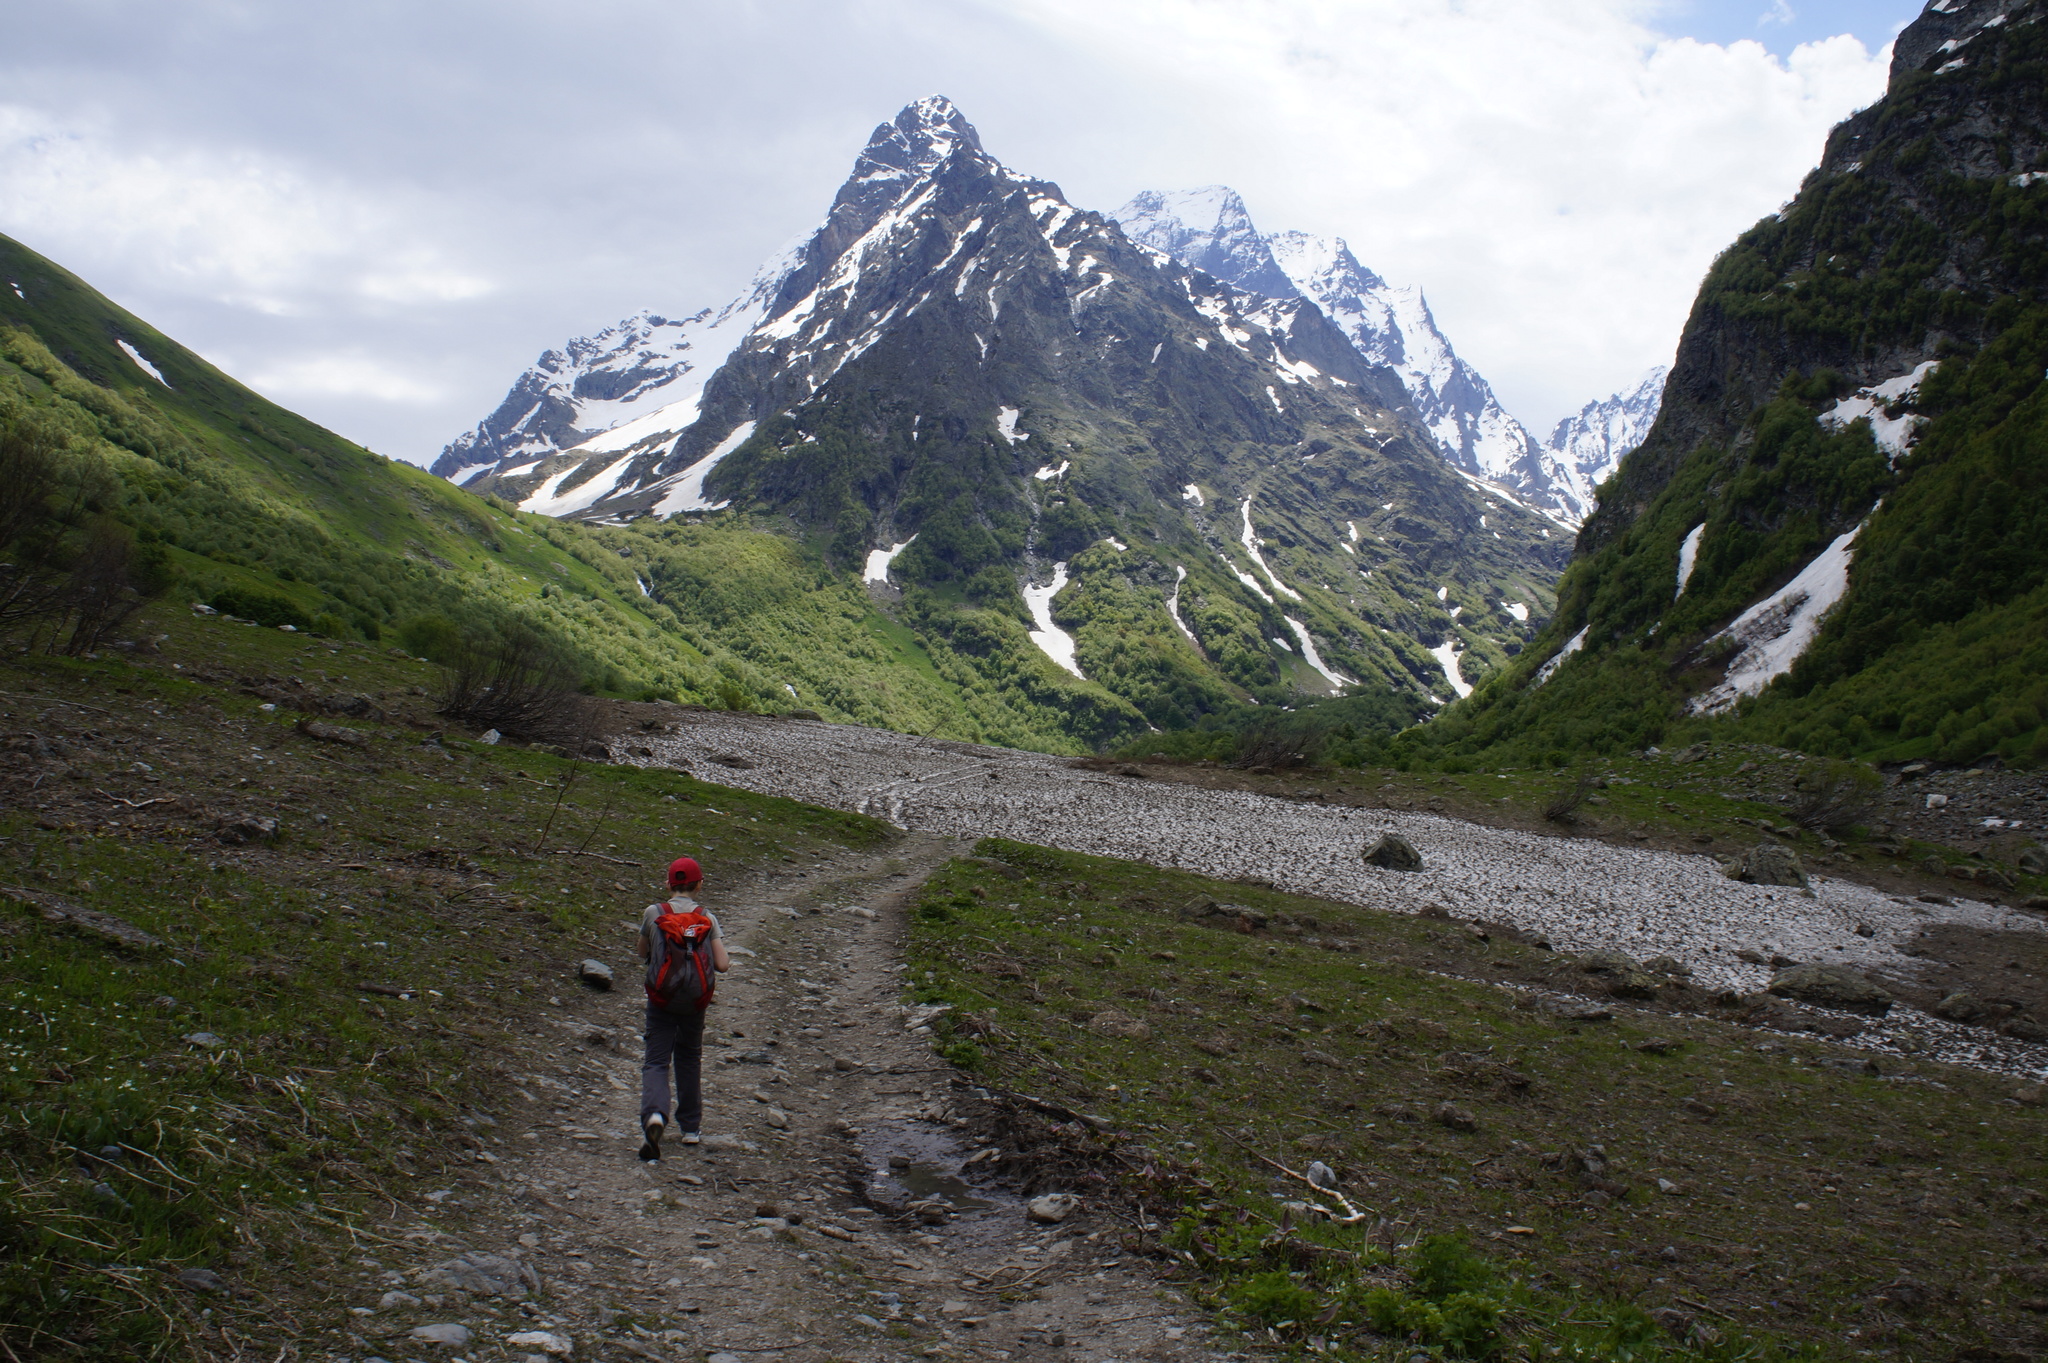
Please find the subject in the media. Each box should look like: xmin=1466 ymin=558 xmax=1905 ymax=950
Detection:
xmin=0 ymin=105 xmax=492 ymax=316
xmin=0 ymin=0 xmax=1894 ymax=457
xmin=234 ymin=351 xmax=448 ymax=406
xmin=989 ymin=0 xmax=1890 ymax=427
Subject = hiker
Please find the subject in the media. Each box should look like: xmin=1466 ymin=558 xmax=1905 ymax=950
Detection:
xmin=637 ymin=855 xmax=730 ymax=1160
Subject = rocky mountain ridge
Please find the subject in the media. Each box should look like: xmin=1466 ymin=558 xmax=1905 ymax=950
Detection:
xmin=1111 ymin=186 xmax=1667 ymax=523
xmin=436 ymin=96 xmax=1573 ymax=718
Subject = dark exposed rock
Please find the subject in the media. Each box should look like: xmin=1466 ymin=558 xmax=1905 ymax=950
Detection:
xmin=1766 ymin=964 xmax=1893 ymax=1016
xmin=1362 ymin=834 xmax=1423 ymax=872
xmin=1724 ymin=842 xmax=1809 ymax=889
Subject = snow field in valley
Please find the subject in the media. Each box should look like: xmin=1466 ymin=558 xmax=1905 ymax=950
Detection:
xmin=635 ymin=714 xmax=2047 ymax=1078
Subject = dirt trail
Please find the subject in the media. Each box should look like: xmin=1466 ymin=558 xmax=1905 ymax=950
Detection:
xmin=363 ymin=832 xmax=1216 ymax=1363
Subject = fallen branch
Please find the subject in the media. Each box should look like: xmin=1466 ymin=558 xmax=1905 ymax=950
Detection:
xmin=93 ymin=790 xmax=175 ymax=809
xmin=1220 ymin=1129 xmax=1377 ymax=1225
xmin=355 ymin=983 xmax=416 ymax=999
xmin=548 ymin=849 xmax=643 ymax=866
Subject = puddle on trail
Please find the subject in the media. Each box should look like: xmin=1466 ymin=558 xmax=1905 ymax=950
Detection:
xmin=858 ymin=1118 xmax=1018 ymax=1241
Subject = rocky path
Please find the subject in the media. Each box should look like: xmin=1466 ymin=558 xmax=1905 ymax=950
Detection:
xmin=356 ymin=832 xmax=1215 ymax=1363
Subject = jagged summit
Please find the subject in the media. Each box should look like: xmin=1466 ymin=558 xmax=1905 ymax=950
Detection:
xmin=1116 ymin=187 xmax=1298 ymax=299
xmin=1114 ymin=188 xmax=1665 ymax=524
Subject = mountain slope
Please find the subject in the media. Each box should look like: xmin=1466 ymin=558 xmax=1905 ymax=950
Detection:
xmin=1406 ymin=0 xmax=2048 ymax=768
xmin=0 ymin=230 xmax=976 ymax=729
xmin=1112 ymin=187 xmax=1663 ymax=523
xmin=444 ymin=98 xmax=1573 ymax=726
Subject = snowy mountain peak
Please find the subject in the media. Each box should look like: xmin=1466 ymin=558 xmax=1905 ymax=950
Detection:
xmin=858 ymin=95 xmax=985 ymax=179
xmin=1115 ymin=187 xmax=1297 ymax=299
xmin=1112 ymin=188 xmax=1665 ymax=525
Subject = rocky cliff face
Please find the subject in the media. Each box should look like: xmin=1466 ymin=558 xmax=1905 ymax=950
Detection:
xmin=1445 ymin=0 xmax=2048 ymax=766
xmin=438 ymin=97 xmax=1573 ymax=711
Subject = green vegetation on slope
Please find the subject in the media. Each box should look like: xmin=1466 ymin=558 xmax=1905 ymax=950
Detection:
xmin=909 ymin=838 xmax=2048 ymax=1362
xmin=0 ymin=618 xmax=890 ymax=1359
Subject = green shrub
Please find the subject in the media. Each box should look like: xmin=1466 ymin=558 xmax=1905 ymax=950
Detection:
xmin=397 ymin=614 xmax=461 ymax=662
xmin=1411 ymin=1234 xmax=1494 ymax=1299
xmin=936 ymin=1040 xmax=982 ymax=1070
xmin=1231 ymin=1271 xmax=1319 ymax=1326
xmin=207 ymin=587 xmax=310 ymax=630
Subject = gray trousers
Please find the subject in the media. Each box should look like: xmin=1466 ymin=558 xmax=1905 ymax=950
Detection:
xmin=640 ymin=1005 xmax=706 ymax=1132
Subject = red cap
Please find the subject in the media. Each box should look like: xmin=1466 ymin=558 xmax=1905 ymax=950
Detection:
xmin=667 ymin=856 xmax=702 ymax=890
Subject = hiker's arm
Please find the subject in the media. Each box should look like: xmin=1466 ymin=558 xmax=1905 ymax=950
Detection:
xmin=635 ymin=921 xmax=650 ymax=961
xmin=712 ymin=939 xmax=731 ymax=972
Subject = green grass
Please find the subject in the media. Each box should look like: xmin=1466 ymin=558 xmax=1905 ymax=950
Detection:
xmin=0 ymin=623 xmax=891 ymax=1358
xmin=907 ymin=838 xmax=2048 ymax=1362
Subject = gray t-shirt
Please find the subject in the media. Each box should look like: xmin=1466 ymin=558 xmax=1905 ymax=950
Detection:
xmin=638 ymin=895 xmax=722 ymax=956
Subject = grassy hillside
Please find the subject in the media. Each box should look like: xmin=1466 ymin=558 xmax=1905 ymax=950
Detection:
xmin=0 ymin=228 xmax=1287 ymax=754
xmin=0 ymin=612 xmax=893 ymax=1358
xmin=911 ymin=839 xmax=2048 ymax=1362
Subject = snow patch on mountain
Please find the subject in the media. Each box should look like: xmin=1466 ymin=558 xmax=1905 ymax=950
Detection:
xmin=649 ymin=420 xmax=757 ymax=516
xmin=1819 ymin=361 xmax=1937 ymax=463
xmin=1023 ymin=564 xmax=1085 ymax=678
xmin=1689 ymin=525 xmax=1863 ymax=716
xmin=116 ymin=339 xmax=170 ymax=388
xmin=864 ymin=535 xmax=917 ymax=585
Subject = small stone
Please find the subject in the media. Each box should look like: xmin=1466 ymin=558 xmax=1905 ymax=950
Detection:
xmin=379 ymin=1291 xmax=422 ymax=1310
xmin=505 ymin=1330 xmax=574 ymax=1356
xmin=1433 ymin=1102 xmax=1477 ymax=1132
xmin=408 ymin=1323 xmax=472 ymax=1347
xmin=183 ymin=1033 xmax=225 ymax=1049
xmin=578 ymin=959 xmax=614 ymax=989
xmin=2019 ymin=846 xmax=2048 ymax=877
xmin=177 ymin=1267 xmax=227 ymax=1292
xmin=765 ymin=1108 xmax=790 ymax=1130
xmin=1305 ymin=1160 xmax=1339 ymax=1190
xmin=1363 ymin=834 xmax=1424 ymax=872
xmin=1655 ymin=1178 xmax=1686 ymax=1196
xmin=478 ymin=729 xmax=501 ymax=745
xmin=1644 ymin=954 xmax=1691 ymax=977
xmin=833 ymin=1056 xmax=862 ymax=1071
xmin=1027 ymin=1193 xmax=1080 ymax=1224
xmin=1089 ymin=1010 xmax=1151 ymax=1041
xmin=1854 ymin=923 xmax=1874 ymax=938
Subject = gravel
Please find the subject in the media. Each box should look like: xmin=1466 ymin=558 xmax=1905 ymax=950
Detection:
xmin=636 ymin=714 xmax=2047 ymax=1077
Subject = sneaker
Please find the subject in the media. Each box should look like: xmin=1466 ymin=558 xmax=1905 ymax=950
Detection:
xmin=679 ymin=1130 xmax=701 ymax=1146
xmin=638 ymin=1113 xmax=665 ymax=1162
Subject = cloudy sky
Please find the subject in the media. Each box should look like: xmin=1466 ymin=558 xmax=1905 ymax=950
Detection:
xmin=1 ymin=0 xmax=1923 ymax=465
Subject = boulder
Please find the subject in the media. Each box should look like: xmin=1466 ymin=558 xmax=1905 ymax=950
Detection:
xmin=1725 ymin=841 xmax=1809 ymax=889
xmin=1433 ymin=1102 xmax=1477 ymax=1132
xmin=2020 ymin=846 xmax=2048 ymax=877
xmin=1932 ymin=991 xmax=1985 ymax=1022
xmin=1578 ymin=949 xmax=1638 ymax=975
xmin=1644 ymin=954 xmax=1692 ymax=977
xmin=1362 ymin=834 xmax=1424 ymax=872
xmin=577 ymin=959 xmax=614 ymax=989
xmin=1766 ymin=964 xmax=1893 ymax=1016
